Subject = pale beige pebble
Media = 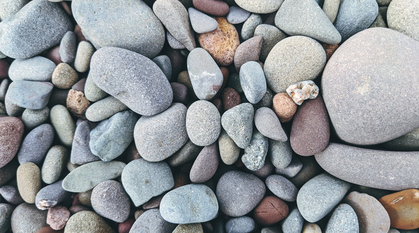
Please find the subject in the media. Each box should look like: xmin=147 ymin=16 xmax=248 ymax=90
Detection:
xmin=218 ymin=130 xmax=240 ymax=165
xmin=52 ymin=63 xmax=79 ymax=89
xmin=47 ymin=205 xmax=70 ymax=230
xmin=74 ymin=41 xmax=94 ymax=73
xmin=172 ymin=223 xmax=204 ymax=233
xmin=286 ymin=80 xmax=319 ymax=105
xmin=323 ymin=0 xmax=340 ymax=23
xmin=66 ymin=89 xmax=90 ymax=118
xmin=50 ymin=105 xmax=76 ymax=147
xmin=84 ymin=75 xmax=107 ymax=102
xmin=273 ymin=93 xmax=297 ymax=123
xmin=41 ymin=145 xmax=68 ymax=184
xmin=78 ymin=190 xmax=92 ymax=207
xmin=134 ymin=209 xmax=145 ymax=220
xmin=17 ymin=162 xmax=41 ymax=204
xmin=303 ymin=223 xmax=322 ymax=233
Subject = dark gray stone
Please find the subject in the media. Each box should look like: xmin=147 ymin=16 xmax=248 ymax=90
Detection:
xmin=8 ymin=56 xmax=55 ymax=82
xmin=17 ymin=123 xmax=54 ymax=165
xmin=383 ymin=127 xmax=419 ymax=150
xmin=5 ymin=81 xmax=53 ymax=110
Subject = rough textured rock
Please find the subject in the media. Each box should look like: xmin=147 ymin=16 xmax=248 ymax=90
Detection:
xmin=64 ymin=211 xmax=114 ymax=233
xmin=241 ymin=130 xmax=269 ymax=171
xmin=221 ymin=103 xmax=254 ymax=149
xmin=387 ymin=0 xmax=419 ymax=41
xmin=186 ymin=100 xmax=221 ymax=146
xmin=325 ymin=204 xmax=359 ymax=233
xmin=0 ymin=117 xmax=23 ymax=168
xmin=322 ymin=28 xmax=419 ymax=145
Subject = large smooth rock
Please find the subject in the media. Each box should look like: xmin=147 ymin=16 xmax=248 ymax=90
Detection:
xmin=315 ymin=143 xmax=419 ymax=191
xmin=72 ymin=0 xmax=165 ymax=58
xmin=388 ymin=0 xmax=419 ymax=41
xmin=0 ymin=0 xmax=73 ymax=59
xmin=322 ymin=28 xmax=419 ymax=145
xmin=90 ymin=47 xmax=173 ymax=116
xmin=134 ymin=103 xmax=188 ymax=162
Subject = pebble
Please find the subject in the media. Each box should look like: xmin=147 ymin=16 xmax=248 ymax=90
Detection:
xmin=254 ymin=196 xmax=288 ymax=226
xmin=218 ymin=130 xmax=240 ymax=165
xmin=281 ymin=207 xmax=304 ymax=233
xmin=322 ymin=0 xmax=340 ymax=23
xmin=266 ymin=174 xmax=298 ymax=202
xmin=251 ymin=160 xmax=274 ymax=178
xmin=167 ymin=31 xmax=186 ymax=49
xmin=264 ymin=36 xmax=326 ymax=93
xmin=261 ymin=227 xmax=281 ymax=233
xmin=17 ymin=123 xmax=54 ymax=165
xmin=225 ymin=216 xmax=256 ymax=233
xmin=221 ymin=103 xmax=254 ymax=149
xmin=21 ymin=107 xmax=50 ymax=130
xmin=222 ymin=87 xmax=241 ymax=111
xmin=0 ymin=185 xmax=23 ymax=205
xmin=59 ymin=31 xmax=76 ymax=63
xmin=64 ymin=211 xmax=114 ymax=233
xmin=275 ymin=0 xmax=341 ymax=44
xmin=84 ymin=75 xmax=107 ymax=102
xmin=198 ymin=17 xmax=240 ymax=66
xmin=192 ymin=0 xmax=229 ymax=16
xmin=90 ymin=47 xmax=173 ymax=116
xmin=234 ymin=36 xmax=263 ymax=72
xmin=72 ymin=0 xmax=165 ymax=58
xmin=190 ymin=143 xmax=219 ymax=183
xmin=0 ymin=0 xmax=28 ymax=21
xmin=379 ymin=189 xmax=419 ymax=230
xmin=134 ymin=103 xmax=188 ymax=162
xmin=173 ymin=223 xmax=203 ymax=233
xmin=130 ymin=209 xmax=175 ymax=233
xmin=74 ymin=41 xmax=94 ymax=73
xmin=62 ymin=160 xmax=126 ymax=192
xmin=216 ymin=170 xmax=265 ymax=217
xmin=387 ymin=0 xmax=419 ymax=41
xmin=186 ymin=100 xmax=221 ymax=146
xmin=41 ymin=145 xmax=68 ymax=184
xmin=171 ymin=82 xmax=189 ymax=104
xmin=291 ymin=156 xmax=322 ymax=188
xmin=241 ymin=14 xmax=262 ymax=41
xmin=273 ymin=93 xmax=297 ymax=123
xmin=241 ymin=130 xmax=269 ymax=171
xmin=16 ymin=162 xmax=41 ymax=204
xmin=35 ymin=180 xmax=70 ymax=210
xmin=66 ymin=89 xmax=90 ymax=118
xmin=290 ymin=96 xmax=330 ymax=156
xmin=5 ymin=81 xmax=54 ymax=110
xmin=50 ymin=105 xmax=75 ymax=147
xmin=91 ymin=180 xmax=130 ymax=223
xmin=255 ymin=107 xmax=288 ymax=141
xmin=121 ymin=158 xmax=174 ymax=207
xmin=47 ymin=206 xmax=70 ymax=230
xmin=254 ymin=24 xmax=287 ymax=62
xmin=0 ymin=117 xmax=23 ymax=168
xmin=167 ymin=140 xmax=202 ymax=167
xmin=345 ymin=191 xmax=390 ymax=233
xmin=85 ymin=96 xmax=127 ymax=122
xmin=0 ymin=203 xmax=13 ymax=233
xmin=227 ymin=6 xmax=250 ymax=24
xmin=325 ymin=203 xmax=359 ymax=233
xmin=11 ymin=203 xmax=47 ymax=233
xmin=8 ymin=56 xmax=55 ymax=82
xmin=303 ymin=223 xmax=322 ymax=233
xmin=334 ymin=0 xmax=378 ymax=41
xmin=89 ymin=110 xmax=137 ymax=161
xmin=70 ymin=120 xmax=100 ymax=165
xmin=51 ymin=63 xmax=78 ymax=89
xmin=239 ymin=61 xmax=266 ymax=104
xmin=0 ymin=0 xmax=73 ymax=59
xmin=160 ymin=184 xmax=218 ymax=224
xmin=152 ymin=55 xmax=172 ymax=81
xmin=269 ymin=139 xmax=293 ymax=169
xmin=188 ymin=7 xmax=218 ymax=34
xmin=297 ymin=173 xmax=351 ymax=222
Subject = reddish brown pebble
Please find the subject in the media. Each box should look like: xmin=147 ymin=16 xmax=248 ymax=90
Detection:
xmin=0 ymin=59 xmax=9 ymax=79
xmin=66 ymin=89 xmax=90 ymax=118
xmin=190 ymin=143 xmax=219 ymax=183
xmin=0 ymin=117 xmax=24 ymax=168
xmin=254 ymin=196 xmax=289 ymax=226
xmin=36 ymin=226 xmax=64 ymax=233
xmin=71 ymin=78 xmax=86 ymax=92
xmin=223 ymin=88 xmax=241 ymax=111
xmin=290 ymin=96 xmax=330 ymax=156
xmin=193 ymin=0 xmax=229 ymax=16
xmin=119 ymin=218 xmax=135 ymax=233
xmin=199 ymin=17 xmax=240 ymax=66
xmin=45 ymin=46 xmax=62 ymax=65
xmin=273 ymin=93 xmax=297 ymax=122
xmin=73 ymin=24 xmax=87 ymax=42
xmin=47 ymin=206 xmax=70 ymax=230
xmin=234 ymin=36 xmax=263 ymax=72
xmin=322 ymin=44 xmax=339 ymax=61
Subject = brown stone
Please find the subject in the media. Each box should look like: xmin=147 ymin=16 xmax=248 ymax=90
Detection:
xmin=192 ymin=0 xmax=229 ymax=16
xmin=71 ymin=78 xmax=86 ymax=92
xmin=234 ymin=36 xmax=263 ymax=72
xmin=254 ymin=196 xmax=289 ymax=226
xmin=198 ymin=17 xmax=240 ymax=66
xmin=273 ymin=93 xmax=297 ymax=122
xmin=379 ymin=189 xmax=419 ymax=230
xmin=223 ymin=87 xmax=241 ymax=111
xmin=66 ymin=89 xmax=90 ymax=118
xmin=0 ymin=117 xmax=24 ymax=168
xmin=74 ymin=24 xmax=87 ymax=42
xmin=0 ymin=59 xmax=9 ymax=79
xmin=322 ymin=43 xmax=339 ymax=61
xmin=118 ymin=218 xmax=135 ymax=233
xmin=36 ymin=226 xmax=64 ymax=233
xmin=47 ymin=206 xmax=70 ymax=230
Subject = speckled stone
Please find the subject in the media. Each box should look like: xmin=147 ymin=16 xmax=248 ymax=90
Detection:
xmin=273 ymin=93 xmax=297 ymax=123
xmin=74 ymin=41 xmax=95 ymax=73
xmin=254 ymin=24 xmax=287 ymax=61
xmin=35 ymin=180 xmax=70 ymax=210
xmin=242 ymin=130 xmax=269 ymax=171
xmin=0 ymin=117 xmax=24 ymax=168
xmin=323 ymin=0 xmax=340 ymax=23
xmin=239 ymin=61 xmax=266 ymax=104
xmin=325 ymin=204 xmax=359 ymax=233
xmin=221 ymin=103 xmax=254 ymax=149
xmin=8 ymin=56 xmax=55 ymax=82
xmin=0 ymin=0 xmax=28 ymax=21
xmin=41 ymin=145 xmax=68 ymax=184
xmin=192 ymin=0 xmax=229 ymax=16
xmin=0 ymin=203 xmax=13 ymax=233
xmin=222 ymin=87 xmax=241 ymax=111
xmin=46 ymin=206 xmax=70 ymax=231
xmin=21 ymin=107 xmax=50 ymax=130
xmin=218 ymin=130 xmax=240 ymax=165
xmin=190 ymin=143 xmax=219 ymax=183
xmin=255 ymin=107 xmax=288 ymax=141
xmin=266 ymin=174 xmax=298 ymax=202
xmin=64 ymin=211 xmax=114 ymax=233
xmin=84 ymin=76 xmax=107 ymax=103
xmin=227 ymin=6 xmax=250 ymax=24
xmin=130 ymin=209 xmax=175 ymax=233
xmin=225 ymin=216 xmax=256 ymax=233
xmin=167 ymin=140 xmax=202 ymax=167
xmin=17 ymin=123 xmax=54 ymax=165
xmin=5 ymin=81 xmax=54 ymax=110
xmin=254 ymin=196 xmax=289 ymax=226
xmin=186 ymin=100 xmax=221 ymax=146
xmin=188 ymin=7 xmax=218 ymax=34
xmin=167 ymin=31 xmax=186 ymax=50
xmin=234 ymin=36 xmax=263 ymax=72
xmin=85 ymin=96 xmax=127 ymax=122
xmin=59 ymin=31 xmax=76 ymax=63
xmin=134 ymin=103 xmax=188 ymax=162
xmin=281 ymin=207 xmax=304 ymax=233
xmin=52 ymin=63 xmax=78 ymax=89
xmin=269 ymin=139 xmax=292 ymax=169
xmin=11 ymin=203 xmax=47 ymax=233
xmin=17 ymin=162 xmax=41 ymax=204
xmin=70 ymin=120 xmax=100 ymax=165
xmin=241 ymin=14 xmax=262 ymax=40
xmin=50 ymin=105 xmax=75 ymax=147
xmin=387 ymin=0 xmax=419 ymax=41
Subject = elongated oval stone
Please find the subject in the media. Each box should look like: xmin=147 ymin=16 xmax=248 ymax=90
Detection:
xmin=90 ymin=47 xmax=173 ymax=116
xmin=315 ymin=143 xmax=419 ymax=190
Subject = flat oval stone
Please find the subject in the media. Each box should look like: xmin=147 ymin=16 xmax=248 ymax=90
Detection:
xmin=235 ymin=0 xmax=283 ymax=14
xmin=241 ymin=130 xmax=269 ymax=171
xmin=192 ymin=0 xmax=229 ymax=16
xmin=90 ymin=47 xmax=173 ymax=116
xmin=50 ymin=105 xmax=75 ymax=147
xmin=296 ymin=173 xmax=351 ymax=222
xmin=186 ymin=100 xmax=221 ymax=146
xmin=134 ymin=103 xmax=188 ymax=162
xmin=121 ymin=159 xmax=174 ymax=207
xmin=188 ymin=7 xmax=218 ymax=34
xmin=345 ymin=191 xmax=390 ymax=233
xmin=64 ymin=211 xmax=114 ymax=233
xmin=266 ymin=175 xmax=298 ymax=202
xmin=254 ymin=196 xmax=289 ymax=226
xmin=234 ymin=36 xmax=263 ymax=72
xmin=0 ymin=117 xmax=23 ymax=168
xmin=187 ymin=48 xmax=223 ymax=100
xmin=388 ymin=0 xmax=419 ymax=41
xmin=35 ymin=180 xmax=70 ymax=210
xmin=89 ymin=110 xmax=137 ymax=162
xmin=11 ymin=203 xmax=47 ymax=233
xmin=72 ymin=0 xmax=165 ymax=58
xmin=269 ymin=139 xmax=293 ymax=169
xmin=189 ymin=143 xmax=219 ymax=183
xmin=273 ymin=93 xmax=297 ymax=123
xmin=322 ymin=28 xmax=419 ymax=145
xmin=198 ymin=17 xmax=240 ymax=66
xmin=216 ymin=171 xmax=266 ymax=217
xmin=290 ymin=96 xmax=330 ymax=156
xmin=9 ymin=56 xmax=55 ymax=82
xmin=225 ymin=216 xmax=256 ymax=233
xmin=21 ymin=107 xmax=50 ymax=130
xmin=160 ymin=184 xmax=218 ymax=224
xmin=221 ymin=103 xmax=254 ymax=149
xmin=17 ymin=123 xmax=54 ymax=165
xmin=41 ymin=145 xmax=68 ymax=184
xmin=85 ymin=96 xmax=128 ymax=122
xmin=59 ymin=31 xmax=76 ymax=64
xmin=91 ymin=180 xmax=130 ymax=223
xmin=5 ymin=81 xmax=53 ymax=110
xmin=62 ymin=161 xmax=126 ymax=192
xmin=227 ymin=6 xmax=250 ymax=24
xmin=74 ymin=41 xmax=95 ymax=73
xmin=84 ymin=75 xmax=107 ymax=102
xmin=264 ymin=36 xmax=326 ymax=93
xmin=255 ymin=107 xmax=287 ymax=141
xmin=0 ymin=0 xmax=73 ymax=59
xmin=240 ymin=61 xmax=266 ymax=104
xmin=17 ymin=162 xmax=41 ymax=204
xmin=325 ymin=203 xmax=359 ymax=233
xmin=70 ymin=120 xmax=100 ymax=165
xmin=130 ymin=209 xmax=175 ymax=233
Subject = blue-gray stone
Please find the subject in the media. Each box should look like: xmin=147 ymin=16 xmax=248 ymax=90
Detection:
xmin=59 ymin=31 xmax=77 ymax=63
xmin=89 ymin=110 xmax=137 ymax=162
xmin=225 ymin=216 xmax=256 ymax=233
xmin=0 ymin=186 xmax=23 ymax=205
xmin=0 ymin=203 xmax=13 ymax=233
xmin=0 ymin=0 xmax=29 ymax=21
xmin=186 ymin=100 xmax=221 ymax=146
xmin=17 ymin=123 xmax=54 ymax=165
xmin=296 ymin=173 xmax=351 ymax=222
xmin=72 ymin=0 xmax=165 ymax=58
xmin=134 ymin=103 xmax=188 ymax=162
xmin=85 ymin=96 xmax=128 ymax=122
xmin=0 ymin=0 xmax=73 ymax=59
xmin=121 ymin=159 xmax=174 ymax=207
xmin=387 ymin=0 xmax=419 ymax=41
xmin=281 ymin=207 xmax=304 ymax=233
xmin=269 ymin=139 xmax=293 ymax=169
xmin=334 ymin=0 xmax=378 ymax=41
xmin=241 ymin=14 xmax=262 ymax=40
xmin=5 ymin=81 xmax=53 ymax=110
xmin=325 ymin=204 xmax=359 ymax=233
xmin=275 ymin=157 xmax=303 ymax=178
xmin=221 ymin=103 xmax=254 ymax=149
xmin=130 ymin=209 xmax=176 ymax=233
xmin=11 ymin=203 xmax=47 ymax=233
xmin=41 ymin=145 xmax=68 ymax=185
xmin=160 ymin=184 xmax=218 ymax=224
xmin=71 ymin=121 xmax=100 ymax=165
xmin=255 ymin=107 xmax=288 ymax=141
xmin=266 ymin=174 xmax=298 ymax=202
xmin=227 ymin=6 xmax=251 ymax=24
xmin=241 ymin=130 xmax=269 ymax=171
xmin=35 ymin=180 xmax=70 ymax=210
xmin=21 ymin=107 xmax=50 ymax=130
xmin=8 ymin=56 xmax=55 ymax=82
xmin=152 ymin=55 xmax=172 ymax=81
xmin=239 ymin=61 xmax=266 ymax=104
xmin=188 ymin=7 xmax=218 ymax=34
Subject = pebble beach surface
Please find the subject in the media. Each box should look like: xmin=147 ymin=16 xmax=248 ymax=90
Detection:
xmin=0 ymin=0 xmax=418 ymax=232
